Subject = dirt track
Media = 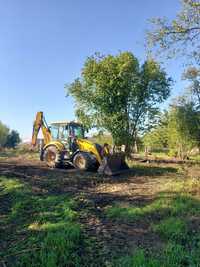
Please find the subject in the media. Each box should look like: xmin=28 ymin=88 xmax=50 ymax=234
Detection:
xmin=1 ymin=156 xmax=184 ymax=262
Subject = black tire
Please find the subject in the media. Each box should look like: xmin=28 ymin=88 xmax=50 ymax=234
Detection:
xmin=95 ymin=143 xmax=102 ymax=156
xmin=73 ymin=152 xmax=97 ymax=171
xmin=43 ymin=146 xmax=62 ymax=168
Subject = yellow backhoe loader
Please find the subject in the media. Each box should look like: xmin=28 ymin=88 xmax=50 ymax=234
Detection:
xmin=31 ymin=112 xmax=129 ymax=175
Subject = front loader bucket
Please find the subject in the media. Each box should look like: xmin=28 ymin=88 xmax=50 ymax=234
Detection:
xmin=98 ymin=153 xmax=129 ymax=176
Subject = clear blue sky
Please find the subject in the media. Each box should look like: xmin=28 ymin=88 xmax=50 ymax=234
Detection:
xmin=0 ymin=0 xmax=185 ymax=140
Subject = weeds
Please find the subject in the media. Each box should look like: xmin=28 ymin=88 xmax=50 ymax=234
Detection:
xmin=0 ymin=176 xmax=89 ymax=267
xmin=152 ymin=217 xmax=187 ymax=241
xmin=110 ymin=249 xmax=160 ymax=267
xmin=1 ymin=161 xmax=200 ymax=266
xmin=105 ymin=196 xmax=172 ymax=222
xmin=105 ymin=168 xmax=200 ymax=267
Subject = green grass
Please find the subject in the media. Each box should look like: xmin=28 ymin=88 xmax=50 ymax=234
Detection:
xmin=139 ymin=151 xmax=171 ymax=159
xmin=105 ymin=197 xmax=172 ymax=221
xmin=0 ymin=176 xmax=90 ymax=267
xmin=190 ymin=154 xmax=200 ymax=161
xmin=111 ymin=240 xmax=200 ymax=267
xmin=106 ymin=215 xmax=199 ymax=264
xmin=110 ymin=244 xmax=189 ymax=267
xmin=152 ymin=217 xmax=187 ymax=241
xmin=1 ymin=161 xmax=200 ymax=266
xmin=106 ymin=193 xmax=200 ymax=223
xmin=0 ymin=147 xmax=38 ymax=160
xmin=110 ymin=249 xmax=160 ymax=267
xmin=105 ymin=175 xmax=200 ymax=267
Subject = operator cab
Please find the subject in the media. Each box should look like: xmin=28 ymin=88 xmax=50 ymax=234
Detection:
xmin=50 ymin=121 xmax=85 ymax=141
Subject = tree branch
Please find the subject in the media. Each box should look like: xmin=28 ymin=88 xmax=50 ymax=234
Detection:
xmin=164 ymin=26 xmax=200 ymax=35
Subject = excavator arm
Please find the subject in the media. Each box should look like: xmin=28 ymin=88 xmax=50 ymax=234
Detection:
xmin=32 ymin=112 xmax=52 ymax=146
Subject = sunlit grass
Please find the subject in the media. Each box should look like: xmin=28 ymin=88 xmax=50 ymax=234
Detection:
xmin=106 ymin=194 xmax=200 ymax=222
xmin=110 ymin=249 xmax=160 ymax=267
xmin=0 ymin=147 xmax=38 ymax=160
xmin=152 ymin=217 xmax=187 ymax=241
xmin=0 ymin=177 xmax=24 ymax=193
xmin=0 ymin=175 xmax=89 ymax=267
xmin=106 ymin=173 xmax=200 ymax=223
xmin=106 ymin=197 xmax=171 ymax=221
xmin=1 ymin=161 xmax=200 ymax=267
xmin=106 ymin=167 xmax=200 ymax=267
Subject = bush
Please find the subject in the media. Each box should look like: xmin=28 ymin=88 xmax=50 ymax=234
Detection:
xmin=5 ymin=130 xmax=21 ymax=148
xmin=0 ymin=121 xmax=21 ymax=149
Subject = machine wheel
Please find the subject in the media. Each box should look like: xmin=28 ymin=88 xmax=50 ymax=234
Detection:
xmin=43 ymin=145 xmax=62 ymax=168
xmin=73 ymin=152 xmax=96 ymax=171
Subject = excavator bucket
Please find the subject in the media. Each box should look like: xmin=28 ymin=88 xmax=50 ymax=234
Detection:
xmin=98 ymin=153 xmax=129 ymax=176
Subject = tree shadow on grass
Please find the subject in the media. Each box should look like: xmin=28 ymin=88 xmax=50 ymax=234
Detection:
xmin=0 ymin=159 xmax=178 ymax=187
xmin=120 ymin=164 xmax=177 ymax=177
xmin=0 ymin=160 xmax=186 ymax=266
xmin=0 ymin=158 xmax=199 ymax=266
xmin=0 ymin=174 xmax=94 ymax=267
xmin=79 ymin=190 xmax=200 ymax=263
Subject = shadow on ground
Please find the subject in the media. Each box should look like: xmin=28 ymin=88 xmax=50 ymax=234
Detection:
xmin=1 ymin=158 xmax=196 ymax=266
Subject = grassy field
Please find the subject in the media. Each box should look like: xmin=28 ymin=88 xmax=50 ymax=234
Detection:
xmin=0 ymin=150 xmax=200 ymax=266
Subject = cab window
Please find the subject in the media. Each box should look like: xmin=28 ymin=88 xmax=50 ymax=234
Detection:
xmin=51 ymin=125 xmax=69 ymax=140
xmin=59 ymin=126 xmax=69 ymax=140
xmin=70 ymin=125 xmax=84 ymax=138
xmin=75 ymin=126 xmax=84 ymax=138
xmin=51 ymin=126 xmax=59 ymax=140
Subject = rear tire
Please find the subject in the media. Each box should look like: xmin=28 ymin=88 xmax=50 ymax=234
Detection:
xmin=43 ymin=146 xmax=62 ymax=168
xmin=73 ymin=152 xmax=97 ymax=171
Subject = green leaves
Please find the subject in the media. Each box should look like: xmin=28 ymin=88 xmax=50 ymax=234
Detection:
xmin=144 ymin=97 xmax=200 ymax=158
xmin=5 ymin=130 xmax=21 ymax=148
xmin=167 ymin=99 xmax=200 ymax=158
xmin=66 ymin=52 xmax=171 ymax=148
xmin=147 ymin=0 xmax=200 ymax=64
xmin=0 ymin=121 xmax=21 ymax=148
xmin=0 ymin=121 xmax=9 ymax=147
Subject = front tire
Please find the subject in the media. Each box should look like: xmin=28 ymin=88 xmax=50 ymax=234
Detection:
xmin=73 ymin=152 xmax=97 ymax=171
xmin=43 ymin=146 xmax=62 ymax=168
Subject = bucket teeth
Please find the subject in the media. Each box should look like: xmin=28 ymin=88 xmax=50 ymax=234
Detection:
xmin=98 ymin=153 xmax=129 ymax=176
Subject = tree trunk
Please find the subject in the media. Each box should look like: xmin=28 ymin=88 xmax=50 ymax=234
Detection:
xmin=134 ymin=140 xmax=138 ymax=153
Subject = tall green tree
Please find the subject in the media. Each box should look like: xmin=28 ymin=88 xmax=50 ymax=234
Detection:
xmin=5 ymin=130 xmax=21 ymax=148
xmin=66 ymin=52 xmax=171 ymax=151
xmin=147 ymin=0 xmax=200 ymax=64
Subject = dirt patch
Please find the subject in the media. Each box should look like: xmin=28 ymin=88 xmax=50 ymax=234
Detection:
xmin=0 ymin=157 xmax=187 ymax=262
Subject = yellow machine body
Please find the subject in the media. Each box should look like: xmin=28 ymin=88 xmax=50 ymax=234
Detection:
xmin=43 ymin=141 xmax=65 ymax=152
xmin=32 ymin=111 xmax=129 ymax=175
xmin=76 ymin=138 xmax=102 ymax=164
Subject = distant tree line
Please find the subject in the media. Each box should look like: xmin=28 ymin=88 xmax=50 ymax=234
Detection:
xmin=0 ymin=121 xmax=21 ymax=148
xmin=143 ymin=97 xmax=200 ymax=159
xmin=143 ymin=0 xmax=200 ymax=159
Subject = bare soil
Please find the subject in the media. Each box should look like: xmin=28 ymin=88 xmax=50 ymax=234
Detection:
xmin=1 ymin=155 xmax=199 ymax=264
xmin=0 ymin=156 xmax=200 ymax=266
